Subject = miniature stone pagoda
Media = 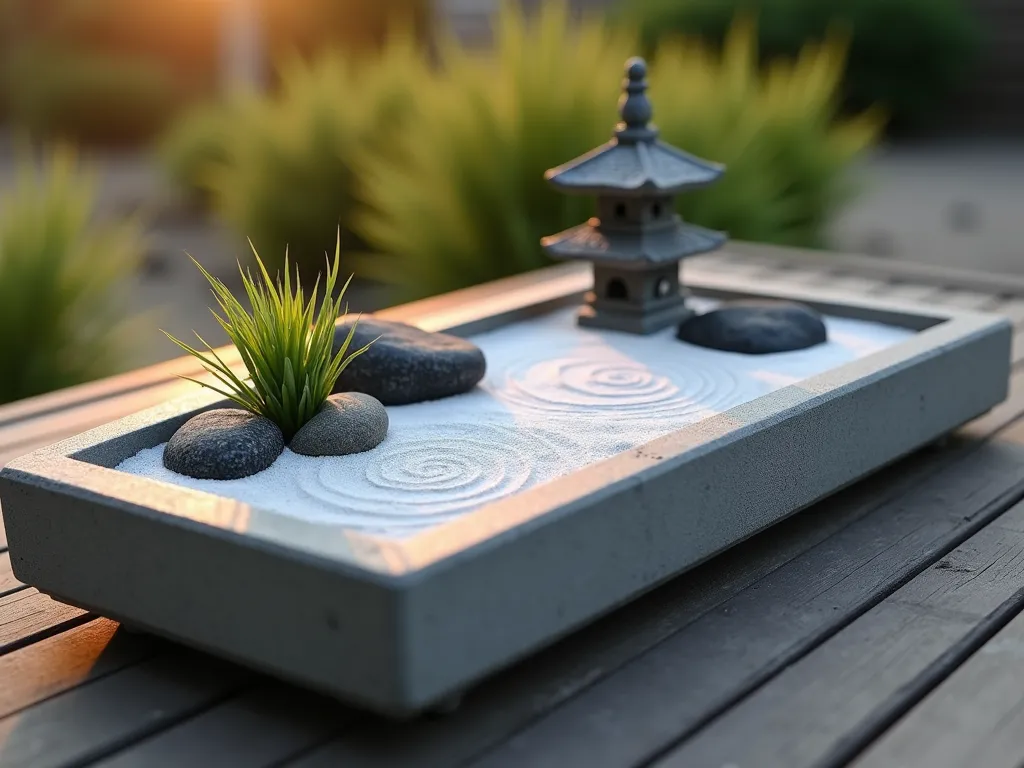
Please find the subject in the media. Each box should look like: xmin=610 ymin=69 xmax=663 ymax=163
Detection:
xmin=541 ymin=57 xmax=727 ymax=334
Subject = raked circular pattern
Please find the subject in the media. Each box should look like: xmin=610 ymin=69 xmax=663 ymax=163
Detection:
xmin=293 ymin=422 xmax=592 ymax=533
xmin=489 ymin=354 xmax=769 ymax=421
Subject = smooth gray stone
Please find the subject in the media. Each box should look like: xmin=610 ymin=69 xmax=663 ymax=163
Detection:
xmin=163 ymin=409 xmax=283 ymax=480
xmin=677 ymin=300 xmax=828 ymax=354
xmin=332 ymin=318 xmax=486 ymax=405
xmin=289 ymin=393 xmax=389 ymax=457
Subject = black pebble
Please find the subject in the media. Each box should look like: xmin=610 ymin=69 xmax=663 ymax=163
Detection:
xmin=332 ymin=317 xmax=486 ymax=405
xmin=163 ymin=409 xmax=284 ymax=480
xmin=677 ymin=300 xmax=828 ymax=354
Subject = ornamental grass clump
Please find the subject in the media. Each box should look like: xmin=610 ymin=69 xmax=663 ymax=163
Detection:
xmin=0 ymin=145 xmax=144 ymax=404
xmin=165 ymin=235 xmax=373 ymax=441
xmin=355 ymin=1 xmax=880 ymax=302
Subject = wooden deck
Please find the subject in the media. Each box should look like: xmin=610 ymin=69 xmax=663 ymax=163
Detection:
xmin=4 ymin=242 xmax=1024 ymax=768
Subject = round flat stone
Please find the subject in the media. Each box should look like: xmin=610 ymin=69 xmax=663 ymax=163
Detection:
xmin=290 ymin=392 xmax=389 ymax=456
xmin=163 ymin=409 xmax=284 ymax=480
xmin=332 ymin=318 xmax=486 ymax=405
xmin=677 ymin=300 xmax=827 ymax=354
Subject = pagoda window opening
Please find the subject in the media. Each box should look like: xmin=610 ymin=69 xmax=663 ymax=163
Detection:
xmin=651 ymin=202 xmax=662 ymax=219
xmin=606 ymin=278 xmax=629 ymax=300
xmin=614 ymin=203 xmax=628 ymax=220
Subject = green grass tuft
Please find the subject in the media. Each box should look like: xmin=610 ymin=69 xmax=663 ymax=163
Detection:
xmin=165 ymin=232 xmax=374 ymax=440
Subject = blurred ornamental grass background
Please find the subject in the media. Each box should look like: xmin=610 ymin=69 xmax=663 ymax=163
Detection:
xmin=618 ymin=0 xmax=983 ymax=133
xmin=0 ymin=146 xmax=145 ymax=403
xmin=5 ymin=0 xmax=982 ymax=402
xmin=163 ymin=2 xmax=881 ymax=302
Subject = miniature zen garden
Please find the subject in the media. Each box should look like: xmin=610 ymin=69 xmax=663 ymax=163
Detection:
xmin=117 ymin=59 xmax=914 ymax=537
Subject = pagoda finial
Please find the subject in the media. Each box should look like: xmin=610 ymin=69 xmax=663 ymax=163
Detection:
xmin=616 ymin=57 xmax=657 ymax=143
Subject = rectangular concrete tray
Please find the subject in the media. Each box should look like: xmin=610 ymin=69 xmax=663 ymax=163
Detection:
xmin=0 ymin=264 xmax=1012 ymax=717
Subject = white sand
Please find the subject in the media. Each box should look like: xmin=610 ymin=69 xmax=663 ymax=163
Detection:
xmin=117 ymin=304 xmax=914 ymax=537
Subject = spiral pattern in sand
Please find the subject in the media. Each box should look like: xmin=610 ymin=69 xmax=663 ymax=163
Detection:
xmin=492 ymin=355 xmax=766 ymax=422
xmin=293 ymin=422 xmax=588 ymax=532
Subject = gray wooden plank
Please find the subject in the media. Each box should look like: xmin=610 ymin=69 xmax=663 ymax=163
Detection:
xmin=797 ymin=271 xmax=889 ymax=295
xmin=852 ymin=604 xmax=1024 ymax=768
xmin=726 ymin=239 xmax=1024 ymax=296
xmin=993 ymin=297 xmax=1024 ymax=327
xmin=290 ymin=374 xmax=1024 ymax=767
xmin=653 ymin=501 xmax=1024 ymax=768
xmin=0 ymin=589 xmax=90 ymax=656
xmin=0 ymin=552 xmax=23 ymax=599
xmin=868 ymin=281 xmax=945 ymax=303
xmin=926 ymin=288 xmax=1003 ymax=311
xmin=0 ymin=652 xmax=250 ymax=768
xmin=0 ymin=620 xmax=158 ymax=720
xmin=0 ymin=379 xmax=199 ymax=467
xmin=93 ymin=683 xmax=352 ymax=768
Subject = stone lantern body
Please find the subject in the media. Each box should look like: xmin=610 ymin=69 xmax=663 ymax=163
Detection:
xmin=541 ymin=57 xmax=727 ymax=334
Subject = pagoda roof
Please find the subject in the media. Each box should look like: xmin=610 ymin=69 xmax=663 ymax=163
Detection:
xmin=541 ymin=218 xmax=726 ymax=269
xmin=543 ymin=56 xmax=725 ymax=196
xmin=545 ymin=140 xmax=724 ymax=197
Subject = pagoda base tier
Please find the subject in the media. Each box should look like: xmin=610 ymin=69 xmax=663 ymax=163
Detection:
xmin=578 ymin=300 xmax=695 ymax=335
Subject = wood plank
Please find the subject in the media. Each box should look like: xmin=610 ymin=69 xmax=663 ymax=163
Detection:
xmin=0 ymin=589 xmax=90 ymax=656
xmin=988 ymin=297 xmax=1024 ymax=327
xmin=290 ymin=373 xmax=1024 ymax=768
xmin=868 ymin=281 xmax=945 ymax=304
xmin=0 ymin=620 xmax=158 ymax=720
xmin=926 ymin=288 xmax=1003 ymax=311
xmin=0 ymin=652 xmax=251 ymax=768
xmin=0 ymin=512 xmax=7 ymax=552
xmin=726 ymin=240 xmax=1024 ymax=295
xmin=0 ymin=378 xmax=198 ymax=467
xmin=0 ymin=552 xmax=24 ymax=599
xmin=852 ymin=601 xmax=1024 ymax=768
xmin=93 ymin=683 xmax=352 ymax=768
xmin=653 ymin=500 xmax=1024 ymax=768
xmin=0 ymin=349 xmax=237 ymax=432
xmin=793 ymin=271 xmax=889 ymax=295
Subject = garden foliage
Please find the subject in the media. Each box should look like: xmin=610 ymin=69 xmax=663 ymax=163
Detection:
xmin=0 ymin=0 xmax=434 ymax=147
xmin=359 ymin=4 xmax=881 ymax=300
xmin=0 ymin=146 xmax=144 ymax=404
xmin=162 ymin=29 xmax=426 ymax=282
xmin=619 ymin=0 xmax=983 ymax=131
xmin=162 ymin=1 xmax=880 ymax=302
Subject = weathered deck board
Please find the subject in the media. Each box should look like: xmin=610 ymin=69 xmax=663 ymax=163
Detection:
xmin=0 ymin=620 xmax=157 ymax=720
xmin=924 ymin=288 xmax=1003 ymax=311
xmin=0 ymin=551 xmax=23 ymax=599
xmin=0 ymin=379 xmax=198 ymax=467
xmin=654 ymin=499 xmax=1024 ymax=768
xmin=852 ymin=599 xmax=1024 ymax=768
xmin=292 ymin=373 xmax=1024 ymax=768
xmin=724 ymin=240 xmax=1024 ymax=296
xmin=0 ymin=653 xmax=250 ymax=768
xmin=992 ymin=298 xmax=1024 ymax=326
xmin=867 ymin=280 xmax=945 ymax=303
xmin=0 ymin=590 xmax=90 ymax=656
xmin=92 ymin=684 xmax=352 ymax=768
